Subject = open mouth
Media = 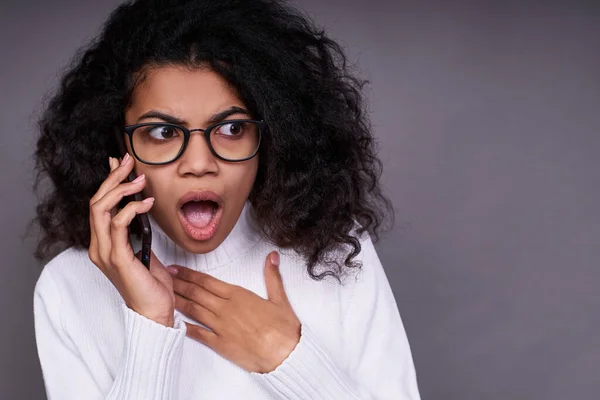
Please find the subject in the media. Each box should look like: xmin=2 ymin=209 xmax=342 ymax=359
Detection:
xmin=178 ymin=199 xmax=223 ymax=241
xmin=181 ymin=200 xmax=219 ymax=228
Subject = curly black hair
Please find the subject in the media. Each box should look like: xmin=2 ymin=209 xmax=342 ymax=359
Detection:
xmin=32 ymin=0 xmax=394 ymax=281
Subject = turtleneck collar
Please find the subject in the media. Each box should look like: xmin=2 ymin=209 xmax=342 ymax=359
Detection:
xmin=146 ymin=201 xmax=264 ymax=272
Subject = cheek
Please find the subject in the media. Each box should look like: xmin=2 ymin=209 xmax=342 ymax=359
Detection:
xmin=138 ymin=168 xmax=172 ymax=202
xmin=224 ymin=160 xmax=258 ymax=197
xmin=143 ymin=176 xmax=174 ymax=219
xmin=240 ymin=159 xmax=259 ymax=191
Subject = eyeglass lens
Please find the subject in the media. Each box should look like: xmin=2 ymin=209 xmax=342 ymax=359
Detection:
xmin=130 ymin=121 xmax=260 ymax=163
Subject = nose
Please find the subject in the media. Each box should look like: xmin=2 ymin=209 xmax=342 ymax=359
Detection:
xmin=176 ymin=132 xmax=219 ymax=177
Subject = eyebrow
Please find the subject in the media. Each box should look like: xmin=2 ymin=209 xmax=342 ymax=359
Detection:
xmin=136 ymin=106 xmax=251 ymax=125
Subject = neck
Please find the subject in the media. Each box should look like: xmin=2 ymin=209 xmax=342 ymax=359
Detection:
xmin=146 ymin=201 xmax=263 ymax=271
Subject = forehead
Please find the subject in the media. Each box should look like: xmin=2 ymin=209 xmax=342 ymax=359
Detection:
xmin=126 ymin=65 xmax=243 ymax=121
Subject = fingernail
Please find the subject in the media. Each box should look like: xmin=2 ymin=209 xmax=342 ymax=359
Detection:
xmin=270 ymin=251 xmax=279 ymax=266
xmin=132 ymin=174 xmax=145 ymax=183
xmin=121 ymin=153 xmax=130 ymax=165
xmin=167 ymin=266 xmax=178 ymax=276
xmin=142 ymin=197 xmax=155 ymax=204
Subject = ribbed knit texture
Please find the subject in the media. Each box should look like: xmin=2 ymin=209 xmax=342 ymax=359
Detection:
xmin=33 ymin=202 xmax=420 ymax=399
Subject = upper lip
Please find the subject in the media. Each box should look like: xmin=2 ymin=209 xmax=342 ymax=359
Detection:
xmin=177 ymin=190 xmax=223 ymax=209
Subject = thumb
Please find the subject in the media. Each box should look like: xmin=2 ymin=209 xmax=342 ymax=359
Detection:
xmin=264 ymin=251 xmax=288 ymax=305
xmin=145 ymin=250 xmax=173 ymax=288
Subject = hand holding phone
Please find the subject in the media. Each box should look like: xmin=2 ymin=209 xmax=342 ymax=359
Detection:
xmin=114 ymin=130 xmax=153 ymax=269
xmin=87 ymin=155 xmax=175 ymax=327
xmin=124 ymin=171 xmax=152 ymax=268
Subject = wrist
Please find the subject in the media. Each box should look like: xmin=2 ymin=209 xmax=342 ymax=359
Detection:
xmin=261 ymin=324 xmax=301 ymax=373
xmin=153 ymin=315 xmax=174 ymax=328
xmin=127 ymin=304 xmax=175 ymax=328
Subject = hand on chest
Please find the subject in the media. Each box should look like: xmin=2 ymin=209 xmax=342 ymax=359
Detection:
xmin=167 ymin=251 xmax=302 ymax=373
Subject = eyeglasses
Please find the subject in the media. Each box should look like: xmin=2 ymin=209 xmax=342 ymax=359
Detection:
xmin=123 ymin=119 xmax=265 ymax=165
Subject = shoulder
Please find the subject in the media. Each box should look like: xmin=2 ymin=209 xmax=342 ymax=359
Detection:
xmin=337 ymin=230 xmax=397 ymax=315
xmin=338 ymin=229 xmax=382 ymax=286
xmin=34 ymin=246 xmax=108 ymax=301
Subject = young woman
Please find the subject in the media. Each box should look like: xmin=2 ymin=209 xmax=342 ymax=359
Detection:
xmin=32 ymin=0 xmax=420 ymax=398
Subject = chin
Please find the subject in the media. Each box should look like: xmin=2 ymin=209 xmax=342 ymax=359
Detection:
xmin=173 ymin=231 xmax=221 ymax=254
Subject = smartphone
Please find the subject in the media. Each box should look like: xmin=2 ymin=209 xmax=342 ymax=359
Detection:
xmin=114 ymin=130 xmax=152 ymax=269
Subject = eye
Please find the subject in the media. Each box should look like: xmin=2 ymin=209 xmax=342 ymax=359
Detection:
xmin=216 ymin=122 xmax=245 ymax=137
xmin=146 ymin=125 xmax=179 ymax=140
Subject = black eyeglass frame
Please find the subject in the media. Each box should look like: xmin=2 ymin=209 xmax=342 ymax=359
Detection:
xmin=123 ymin=119 xmax=265 ymax=165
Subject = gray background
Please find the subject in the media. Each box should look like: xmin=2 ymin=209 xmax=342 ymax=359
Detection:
xmin=1 ymin=0 xmax=598 ymax=399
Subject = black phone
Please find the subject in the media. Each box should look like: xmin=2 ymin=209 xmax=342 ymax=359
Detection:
xmin=114 ymin=129 xmax=152 ymax=269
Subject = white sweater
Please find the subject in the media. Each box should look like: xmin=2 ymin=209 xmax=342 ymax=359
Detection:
xmin=33 ymin=202 xmax=420 ymax=399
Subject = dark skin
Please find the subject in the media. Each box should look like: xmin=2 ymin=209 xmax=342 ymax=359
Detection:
xmin=166 ymin=252 xmax=302 ymax=373
xmin=93 ymin=67 xmax=301 ymax=374
xmin=99 ymin=156 xmax=300 ymax=374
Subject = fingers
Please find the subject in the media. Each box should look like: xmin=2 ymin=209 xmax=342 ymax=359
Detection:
xmin=89 ymin=154 xmax=154 ymax=274
xmin=93 ymin=173 xmax=147 ymax=221
xmin=108 ymin=157 xmax=120 ymax=218
xmin=91 ymin=153 xmax=134 ymax=203
xmin=264 ymin=251 xmax=288 ymax=305
xmin=176 ymin=294 xmax=219 ymax=328
xmin=109 ymin=197 xmax=155 ymax=265
xmin=89 ymin=158 xmax=119 ymax=260
xmin=90 ymin=159 xmax=148 ymax=264
xmin=172 ymin=278 xmax=224 ymax=314
xmin=172 ymin=267 xmax=233 ymax=299
xmin=89 ymin=157 xmax=120 ymax=267
xmin=185 ymin=322 xmax=218 ymax=347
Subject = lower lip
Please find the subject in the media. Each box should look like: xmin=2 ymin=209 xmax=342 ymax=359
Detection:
xmin=178 ymin=205 xmax=223 ymax=241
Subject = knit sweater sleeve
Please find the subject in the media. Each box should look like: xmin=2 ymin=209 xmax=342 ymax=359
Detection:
xmin=250 ymin=234 xmax=421 ymax=399
xmin=33 ymin=267 xmax=187 ymax=400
